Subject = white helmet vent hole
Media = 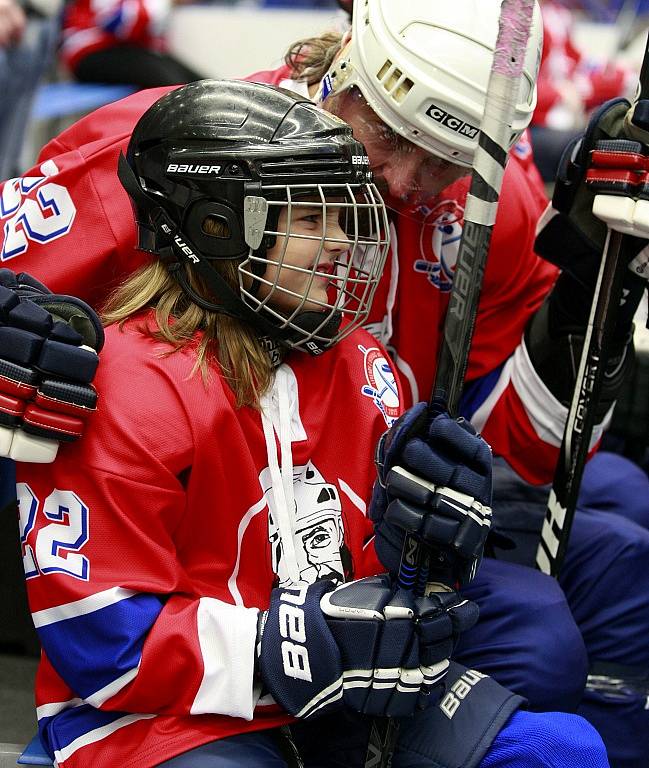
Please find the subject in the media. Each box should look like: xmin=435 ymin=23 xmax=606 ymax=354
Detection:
xmin=376 ymin=60 xmax=414 ymax=104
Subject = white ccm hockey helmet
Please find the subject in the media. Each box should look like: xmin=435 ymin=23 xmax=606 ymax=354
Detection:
xmin=319 ymin=0 xmax=543 ymax=168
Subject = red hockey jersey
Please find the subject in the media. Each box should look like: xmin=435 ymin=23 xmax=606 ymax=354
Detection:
xmin=60 ymin=0 xmax=170 ymax=73
xmin=0 ymin=68 xmax=610 ymax=488
xmin=16 ymin=316 xmax=394 ymax=767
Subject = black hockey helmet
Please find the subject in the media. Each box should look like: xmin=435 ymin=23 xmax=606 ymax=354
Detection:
xmin=118 ymin=78 xmax=389 ymax=354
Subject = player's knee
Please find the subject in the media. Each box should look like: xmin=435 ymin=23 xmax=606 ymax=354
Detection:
xmin=481 ymin=711 xmax=609 ymax=768
xmin=581 ymin=452 xmax=649 ymax=530
xmin=514 ymin=574 xmax=588 ymax=711
xmin=572 ymin=510 xmax=649 ymax=585
xmin=588 ymin=519 xmax=649 ymax=605
xmin=616 ymin=524 xmax=649 ymax=574
xmin=565 ymin=517 xmax=649 ymax=665
xmin=502 ymin=570 xmax=587 ymax=711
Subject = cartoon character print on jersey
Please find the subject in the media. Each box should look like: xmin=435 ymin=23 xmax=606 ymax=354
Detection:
xmin=1 ymin=160 xmax=76 ymax=262
xmin=414 ymin=199 xmax=464 ymax=292
xmin=261 ymin=461 xmax=353 ymax=588
xmin=359 ymin=344 xmax=400 ymax=427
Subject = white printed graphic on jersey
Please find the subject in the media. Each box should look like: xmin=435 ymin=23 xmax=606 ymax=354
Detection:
xmin=1 ymin=161 xmax=76 ymax=261
xmin=414 ymin=199 xmax=464 ymax=292
xmin=261 ymin=461 xmax=348 ymax=588
xmin=358 ymin=345 xmax=400 ymax=427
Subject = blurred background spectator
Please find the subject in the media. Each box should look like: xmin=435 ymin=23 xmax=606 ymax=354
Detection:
xmin=60 ymin=0 xmax=205 ymax=87
xmin=0 ymin=0 xmax=59 ymax=178
xmin=530 ymin=0 xmax=638 ymax=181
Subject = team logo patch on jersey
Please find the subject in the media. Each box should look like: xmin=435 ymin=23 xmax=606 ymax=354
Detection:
xmin=414 ymin=199 xmax=464 ymax=292
xmin=359 ymin=345 xmax=399 ymax=426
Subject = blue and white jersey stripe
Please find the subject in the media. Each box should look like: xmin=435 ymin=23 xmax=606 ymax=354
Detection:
xmin=35 ymin=589 xmax=163 ymax=700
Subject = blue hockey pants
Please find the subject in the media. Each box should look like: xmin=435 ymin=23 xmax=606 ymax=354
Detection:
xmin=156 ymin=709 xmax=608 ymax=768
xmin=485 ymin=452 xmax=649 ymax=768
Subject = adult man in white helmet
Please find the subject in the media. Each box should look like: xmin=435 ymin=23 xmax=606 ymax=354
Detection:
xmin=289 ymin=4 xmax=648 ymax=767
xmin=320 ymin=0 xmax=539 ymax=173
xmin=1 ymin=1 xmax=648 ymax=765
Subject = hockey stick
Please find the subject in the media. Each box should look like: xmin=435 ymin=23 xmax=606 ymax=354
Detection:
xmin=535 ymin=30 xmax=649 ymax=577
xmin=364 ymin=3 xmax=537 ymax=767
xmin=421 ymin=0 xmax=537 ymax=590
xmin=430 ymin=0 xmax=536 ymax=417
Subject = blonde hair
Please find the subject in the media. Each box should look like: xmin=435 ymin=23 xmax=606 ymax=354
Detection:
xmin=284 ymin=31 xmax=344 ymax=86
xmin=102 ymin=248 xmax=274 ymax=409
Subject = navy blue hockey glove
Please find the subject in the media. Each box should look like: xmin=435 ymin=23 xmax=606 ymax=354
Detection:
xmin=0 ymin=268 xmax=104 ymax=462
xmin=536 ymin=97 xmax=649 ymax=267
xmin=531 ymin=97 xmax=649 ymax=415
xmin=369 ymin=404 xmax=492 ymax=588
xmin=256 ymin=575 xmax=478 ymax=720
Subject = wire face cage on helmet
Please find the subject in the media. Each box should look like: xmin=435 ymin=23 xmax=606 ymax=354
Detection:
xmin=119 ymin=79 xmax=391 ymax=355
xmin=239 ymin=181 xmax=389 ymax=354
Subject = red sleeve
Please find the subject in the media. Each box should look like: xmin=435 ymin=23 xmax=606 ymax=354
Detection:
xmin=17 ymin=328 xmax=260 ymax=720
xmin=39 ymin=87 xmax=175 ymax=157
xmin=460 ymin=159 xmax=566 ymax=484
xmin=0 ymin=87 xmax=176 ymax=308
xmin=466 ymin=157 xmax=556 ymax=380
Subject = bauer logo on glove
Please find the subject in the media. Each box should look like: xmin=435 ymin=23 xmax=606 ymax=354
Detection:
xmin=0 ymin=268 xmax=104 ymax=463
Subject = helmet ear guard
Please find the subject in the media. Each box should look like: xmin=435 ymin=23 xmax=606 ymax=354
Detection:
xmin=184 ymin=199 xmax=248 ymax=260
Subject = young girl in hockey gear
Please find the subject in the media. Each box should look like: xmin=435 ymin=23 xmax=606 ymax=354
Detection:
xmin=14 ymin=79 xmax=609 ymax=768
xmin=4 ymin=1 xmax=648 ymax=763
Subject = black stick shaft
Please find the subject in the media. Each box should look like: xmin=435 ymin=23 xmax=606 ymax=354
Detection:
xmin=366 ymin=3 xmax=537 ymax=767
xmin=536 ymin=230 xmax=626 ymax=575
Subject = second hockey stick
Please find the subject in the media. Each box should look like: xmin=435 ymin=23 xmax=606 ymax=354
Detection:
xmin=535 ymin=30 xmax=649 ymax=577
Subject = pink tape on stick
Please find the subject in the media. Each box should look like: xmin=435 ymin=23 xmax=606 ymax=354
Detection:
xmin=493 ymin=0 xmax=535 ymax=78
